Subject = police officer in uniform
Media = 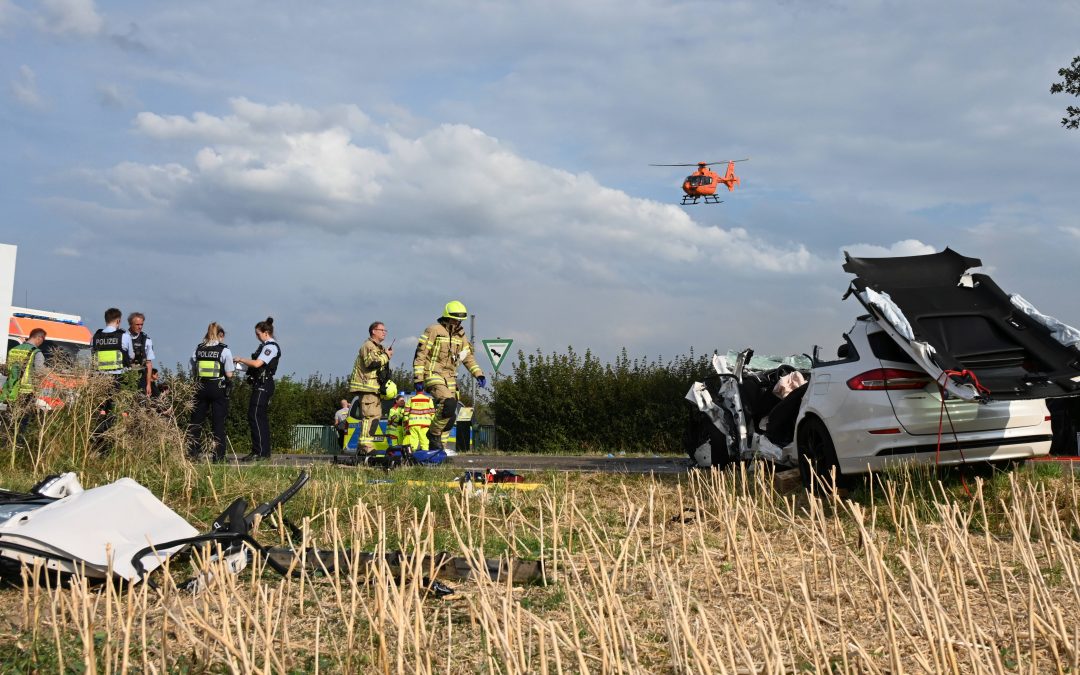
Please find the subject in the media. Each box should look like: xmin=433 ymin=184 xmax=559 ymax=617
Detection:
xmin=233 ymin=317 xmax=280 ymax=461
xmin=91 ymin=307 xmax=136 ymax=452
xmin=186 ymin=322 xmax=235 ymax=462
xmin=127 ymin=312 xmax=156 ymax=397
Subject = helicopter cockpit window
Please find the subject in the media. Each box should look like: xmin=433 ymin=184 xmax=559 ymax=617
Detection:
xmin=687 ymin=175 xmax=713 ymax=187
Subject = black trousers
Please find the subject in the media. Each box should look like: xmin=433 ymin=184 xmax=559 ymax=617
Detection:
xmin=1 ymin=396 xmax=36 ymax=443
xmin=187 ymin=380 xmax=229 ymax=459
xmin=248 ymin=379 xmax=275 ymax=457
xmin=91 ymin=375 xmax=122 ymax=452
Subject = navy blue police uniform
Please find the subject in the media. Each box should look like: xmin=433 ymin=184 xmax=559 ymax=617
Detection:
xmin=186 ymin=340 xmax=235 ymax=461
xmin=90 ymin=326 xmax=135 ymax=451
xmin=247 ymin=339 xmax=280 ymax=459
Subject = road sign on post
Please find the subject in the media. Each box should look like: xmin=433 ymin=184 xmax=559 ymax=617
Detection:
xmin=482 ymin=338 xmax=513 ymax=373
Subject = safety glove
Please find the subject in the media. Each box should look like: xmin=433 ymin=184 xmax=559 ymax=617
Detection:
xmin=476 ymin=376 xmax=487 ymax=389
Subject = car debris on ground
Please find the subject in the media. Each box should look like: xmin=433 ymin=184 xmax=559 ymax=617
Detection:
xmin=0 ymin=470 xmax=544 ymax=596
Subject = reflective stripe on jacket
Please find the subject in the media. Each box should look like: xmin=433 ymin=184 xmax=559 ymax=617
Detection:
xmin=348 ymin=338 xmax=389 ymax=393
xmin=387 ymin=406 xmax=407 ymax=433
xmin=4 ymin=343 xmax=39 ymax=400
xmin=406 ymin=393 xmax=436 ymax=429
xmin=412 ymin=320 xmax=482 ymax=387
xmin=195 ymin=342 xmax=227 ymax=379
xmin=92 ymin=329 xmax=128 ymax=373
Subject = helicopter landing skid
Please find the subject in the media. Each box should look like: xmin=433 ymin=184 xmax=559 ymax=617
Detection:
xmin=681 ymin=195 xmax=723 ymax=205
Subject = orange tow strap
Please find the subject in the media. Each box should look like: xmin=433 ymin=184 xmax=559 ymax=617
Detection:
xmin=934 ymin=369 xmax=990 ymax=498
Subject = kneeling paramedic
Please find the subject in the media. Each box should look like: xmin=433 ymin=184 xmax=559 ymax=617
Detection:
xmin=412 ymin=301 xmax=485 ymax=456
xmin=186 ymin=322 xmax=235 ymax=461
xmin=348 ymin=321 xmax=393 ymax=455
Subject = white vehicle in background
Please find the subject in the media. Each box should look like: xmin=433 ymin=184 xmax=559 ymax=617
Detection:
xmin=686 ymin=248 xmax=1080 ymax=487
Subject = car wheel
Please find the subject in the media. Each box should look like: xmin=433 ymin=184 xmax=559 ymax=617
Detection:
xmin=797 ymin=418 xmax=845 ymax=492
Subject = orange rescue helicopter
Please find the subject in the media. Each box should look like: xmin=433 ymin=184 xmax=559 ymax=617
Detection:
xmin=650 ymin=158 xmax=749 ymax=205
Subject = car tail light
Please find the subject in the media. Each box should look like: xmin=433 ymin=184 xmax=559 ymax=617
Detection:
xmin=847 ymin=368 xmax=932 ymax=391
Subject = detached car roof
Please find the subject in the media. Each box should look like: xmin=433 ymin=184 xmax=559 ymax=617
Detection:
xmin=843 ymin=248 xmax=1080 ymax=401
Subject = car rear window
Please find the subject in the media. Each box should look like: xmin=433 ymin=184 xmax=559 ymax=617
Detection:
xmin=867 ymin=331 xmax=917 ymax=365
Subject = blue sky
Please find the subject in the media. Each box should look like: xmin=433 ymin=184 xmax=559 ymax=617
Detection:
xmin=2 ymin=0 xmax=1078 ymax=378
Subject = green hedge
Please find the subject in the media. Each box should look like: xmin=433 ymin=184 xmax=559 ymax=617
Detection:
xmin=175 ymin=345 xmax=697 ymax=456
xmin=491 ymin=347 xmax=712 ymax=454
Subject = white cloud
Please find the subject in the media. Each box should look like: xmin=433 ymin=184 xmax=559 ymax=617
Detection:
xmin=10 ymin=65 xmax=42 ymax=107
xmin=36 ymin=0 xmax=103 ymax=36
xmin=53 ymin=246 xmax=81 ymax=257
xmin=103 ymin=99 xmax=821 ymax=283
xmin=840 ymin=239 xmax=937 ymax=260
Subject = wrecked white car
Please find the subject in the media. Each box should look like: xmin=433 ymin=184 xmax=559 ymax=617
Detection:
xmin=685 ymin=248 xmax=1080 ymax=487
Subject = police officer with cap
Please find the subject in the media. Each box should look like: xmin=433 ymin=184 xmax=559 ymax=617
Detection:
xmin=233 ymin=317 xmax=280 ymax=461
xmin=186 ymin=322 xmax=235 ymax=462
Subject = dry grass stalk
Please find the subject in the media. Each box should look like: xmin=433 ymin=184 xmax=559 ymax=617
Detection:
xmin=1 ymin=448 xmax=1079 ymax=672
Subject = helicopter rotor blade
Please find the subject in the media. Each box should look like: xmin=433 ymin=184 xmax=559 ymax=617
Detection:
xmin=701 ymin=157 xmax=750 ymax=166
xmin=649 ymin=157 xmax=750 ymax=167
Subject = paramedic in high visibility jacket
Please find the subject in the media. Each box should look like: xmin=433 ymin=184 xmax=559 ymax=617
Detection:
xmin=347 ymin=321 xmax=393 ymax=455
xmin=3 ymin=328 xmax=46 ymax=404
xmin=386 ymin=394 xmax=407 ymax=446
xmin=412 ymin=301 xmax=485 ymax=455
xmin=233 ymin=317 xmax=280 ymax=461
xmin=186 ymin=322 xmax=235 ymax=462
xmin=3 ymin=328 xmax=47 ymax=439
xmin=404 ymin=389 xmax=435 ymax=451
xmin=91 ymin=307 xmax=136 ymax=452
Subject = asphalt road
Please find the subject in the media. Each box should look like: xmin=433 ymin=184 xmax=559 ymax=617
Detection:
xmin=248 ymin=452 xmax=694 ymax=475
xmin=225 ymin=453 xmax=1080 ymax=475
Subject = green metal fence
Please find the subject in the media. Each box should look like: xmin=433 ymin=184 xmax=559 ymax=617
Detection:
xmin=292 ymin=424 xmax=338 ymax=453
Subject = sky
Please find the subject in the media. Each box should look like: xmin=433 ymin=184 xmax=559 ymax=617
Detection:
xmin=2 ymin=0 xmax=1078 ymax=379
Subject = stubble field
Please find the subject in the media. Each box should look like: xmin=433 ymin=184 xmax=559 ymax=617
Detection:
xmin=1 ymin=443 xmax=1078 ymax=674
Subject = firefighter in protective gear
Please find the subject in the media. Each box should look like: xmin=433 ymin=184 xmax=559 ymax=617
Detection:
xmin=412 ymin=301 xmax=485 ymax=453
xmin=404 ymin=390 xmax=436 ymax=451
xmin=386 ymin=394 xmax=407 ymax=447
xmin=347 ymin=321 xmax=393 ymax=454
xmin=3 ymin=328 xmax=46 ymax=403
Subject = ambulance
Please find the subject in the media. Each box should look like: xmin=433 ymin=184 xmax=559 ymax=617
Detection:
xmin=2 ymin=244 xmax=93 ymax=409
